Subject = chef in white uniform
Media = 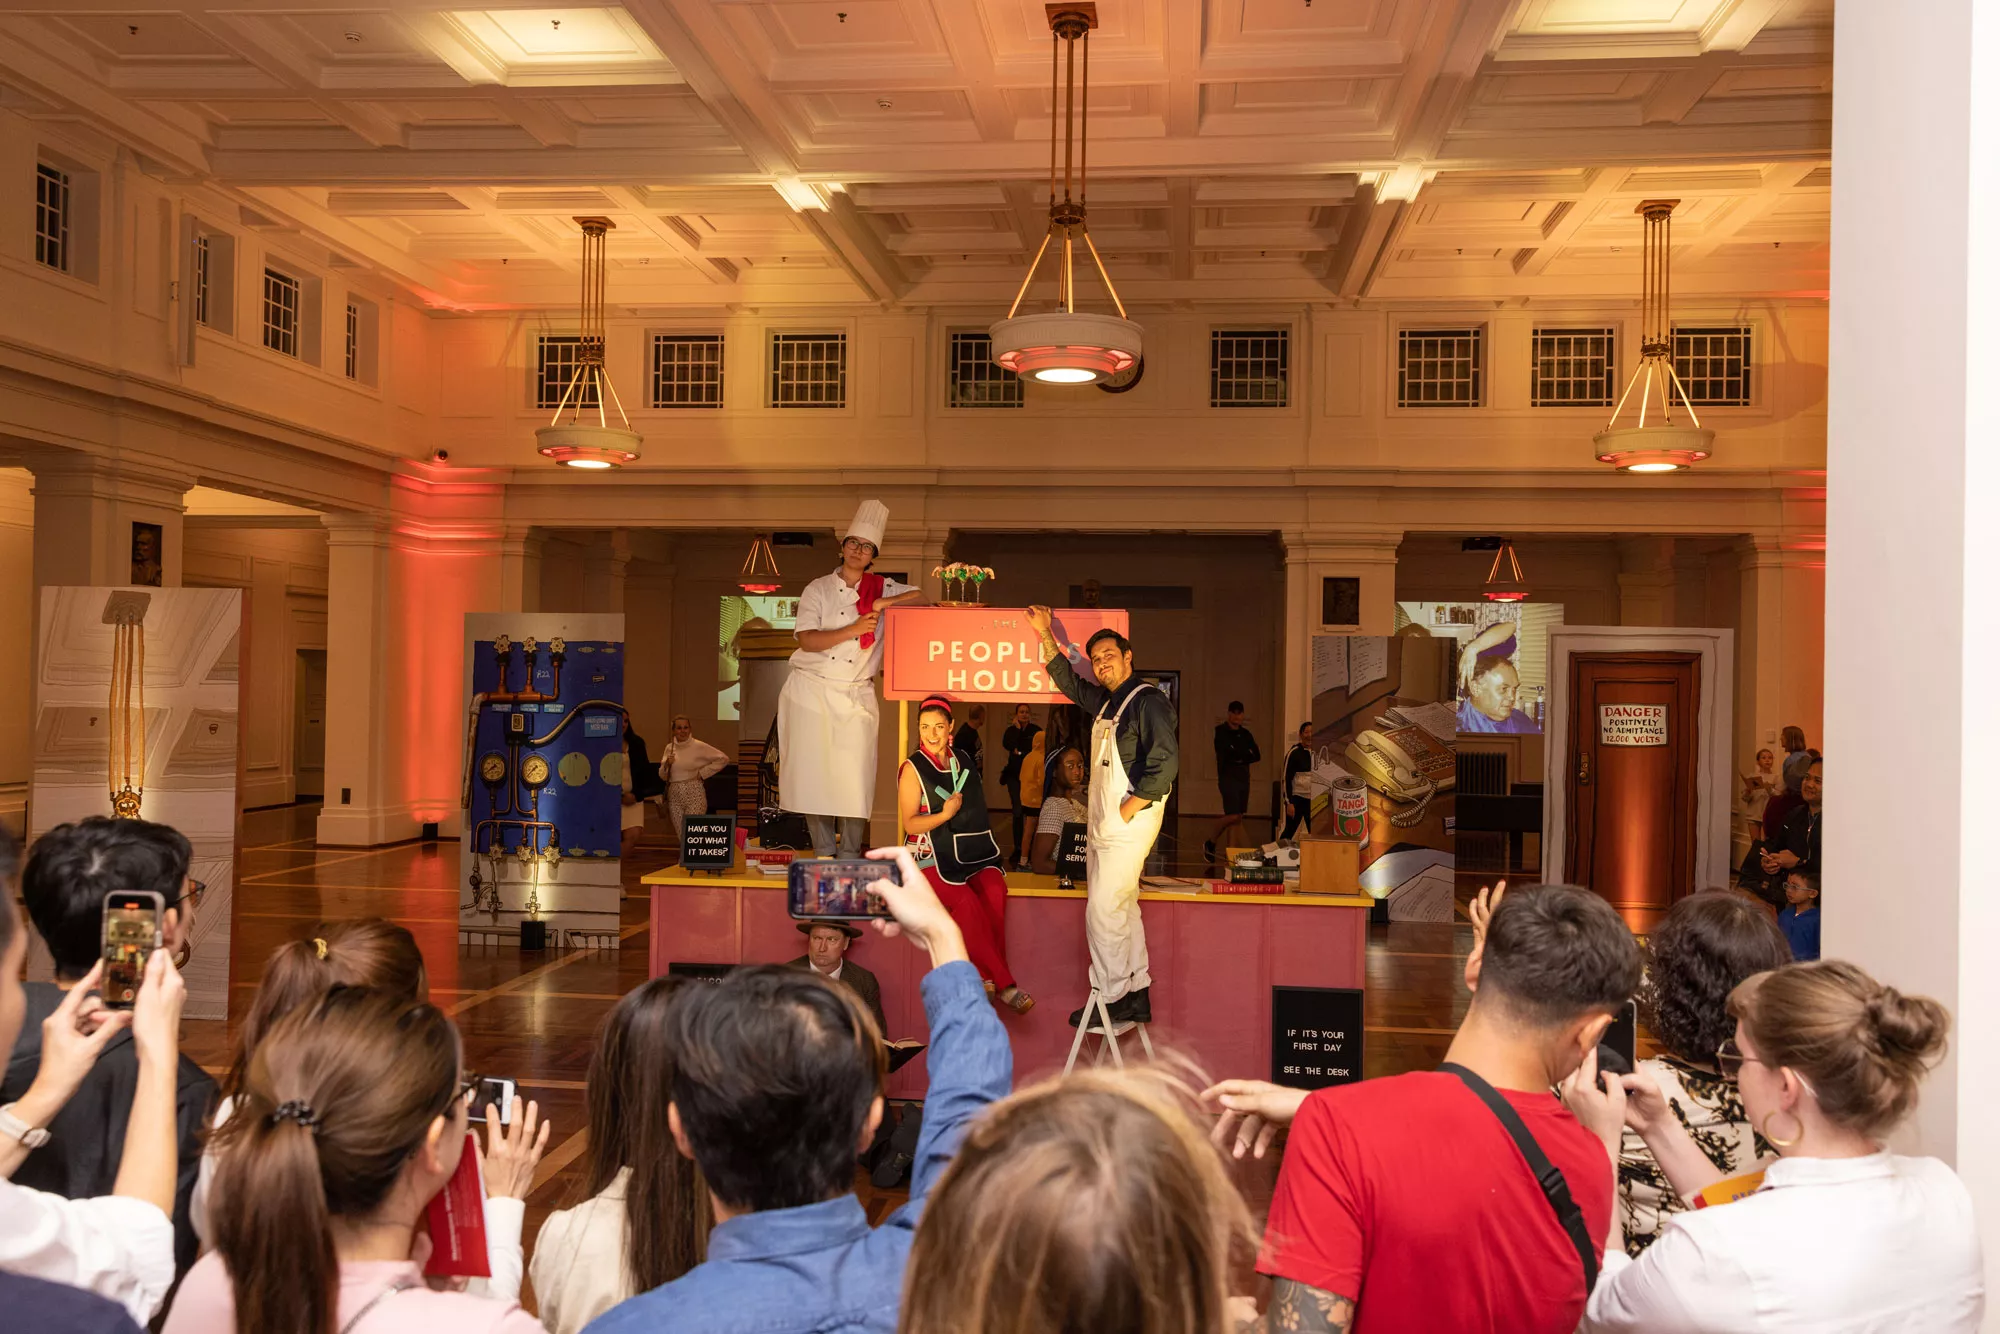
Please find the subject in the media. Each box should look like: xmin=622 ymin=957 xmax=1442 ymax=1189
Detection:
xmin=776 ymin=500 xmax=924 ymax=857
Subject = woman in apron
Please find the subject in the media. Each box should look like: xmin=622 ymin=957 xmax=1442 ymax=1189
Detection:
xmin=898 ymin=697 xmax=1034 ymax=1014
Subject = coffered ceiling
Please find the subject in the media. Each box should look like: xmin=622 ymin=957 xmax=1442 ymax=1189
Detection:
xmin=0 ymin=0 xmax=1833 ymax=309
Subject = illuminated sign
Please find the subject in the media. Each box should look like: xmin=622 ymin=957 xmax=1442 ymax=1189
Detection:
xmin=881 ymin=606 xmax=1131 ymax=702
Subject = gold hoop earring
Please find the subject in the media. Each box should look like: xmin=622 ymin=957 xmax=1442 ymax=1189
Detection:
xmin=1761 ymin=1109 xmax=1804 ymax=1148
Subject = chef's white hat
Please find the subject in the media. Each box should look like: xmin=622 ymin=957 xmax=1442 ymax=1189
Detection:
xmin=844 ymin=499 xmax=889 ymax=551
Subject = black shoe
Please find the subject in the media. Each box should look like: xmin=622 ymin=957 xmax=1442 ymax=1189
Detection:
xmin=1106 ymin=987 xmax=1151 ymax=1025
xmin=870 ymin=1150 xmax=913 ymax=1189
xmin=1068 ymin=1003 xmax=1089 ymax=1027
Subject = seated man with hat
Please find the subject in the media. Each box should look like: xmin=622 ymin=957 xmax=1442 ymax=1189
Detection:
xmin=790 ymin=919 xmax=886 ymax=1035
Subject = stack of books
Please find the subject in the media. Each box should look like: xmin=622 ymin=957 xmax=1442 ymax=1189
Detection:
xmin=745 ymin=847 xmax=795 ymax=877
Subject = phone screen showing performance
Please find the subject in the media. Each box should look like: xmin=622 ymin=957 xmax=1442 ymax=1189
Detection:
xmin=787 ymin=859 xmax=897 ymax=921
xmin=101 ymin=891 xmax=164 ymax=1009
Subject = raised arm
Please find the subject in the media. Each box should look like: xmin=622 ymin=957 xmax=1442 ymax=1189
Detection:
xmin=1027 ymin=605 xmax=1108 ymax=714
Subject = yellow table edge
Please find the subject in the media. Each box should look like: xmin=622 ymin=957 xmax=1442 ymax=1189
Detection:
xmin=641 ymin=863 xmax=1374 ymax=910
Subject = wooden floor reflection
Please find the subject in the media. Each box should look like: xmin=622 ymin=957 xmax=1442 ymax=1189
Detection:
xmin=188 ymin=804 xmax=1480 ymax=1315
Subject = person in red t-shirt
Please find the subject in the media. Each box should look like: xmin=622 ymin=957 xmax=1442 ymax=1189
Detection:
xmin=1205 ymin=882 xmax=1641 ymax=1333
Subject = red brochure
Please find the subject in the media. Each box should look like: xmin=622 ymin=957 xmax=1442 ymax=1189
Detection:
xmin=421 ymin=1135 xmax=491 ymax=1278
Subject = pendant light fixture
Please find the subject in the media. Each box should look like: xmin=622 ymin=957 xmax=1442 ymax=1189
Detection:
xmin=738 ymin=533 xmax=782 ymax=593
xmin=988 ymin=4 xmax=1141 ymax=386
xmin=1481 ymin=540 xmax=1530 ymax=602
xmin=1594 ymin=200 xmax=1712 ymax=473
xmin=536 ymin=216 xmax=642 ymax=470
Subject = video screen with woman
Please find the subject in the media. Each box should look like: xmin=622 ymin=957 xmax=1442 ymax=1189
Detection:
xmin=1393 ymin=602 xmax=1565 ymax=735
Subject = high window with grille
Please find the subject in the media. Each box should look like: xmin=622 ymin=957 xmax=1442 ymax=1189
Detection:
xmin=1672 ymin=326 xmax=1753 ymax=405
xmin=536 ymin=335 xmax=599 ymax=410
xmin=1210 ymin=329 xmax=1289 ymax=408
xmin=262 ymin=268 xmax=301 ymax=358
xmin=1530 ymin=327 xmax=1616 ymax=407
xmin=35 ymin=163 xmax=69 ymax=273
xmin=1397 ymin=328 xmax=1483 ymax=407
xmin=651 ymin=334 xmax=725 ymax=409
xmin=344 ymin=302 xmax=359 ymax=379
xmin=769 ymin=333 xmax=847 ymax=408
xmin=948 ymin=332 xmax=1022 ymax=408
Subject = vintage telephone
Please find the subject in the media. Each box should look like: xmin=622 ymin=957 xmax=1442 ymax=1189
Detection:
xmin=1345 ymin=725 xmax=1455 ymax=827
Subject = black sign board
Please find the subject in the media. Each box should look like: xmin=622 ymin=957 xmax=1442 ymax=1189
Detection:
xmin=1271 ymin=986 xmax=1364 ymax=1090
xmin=1055 ymin=821 xmax=1088 ymax=882
xmin=681 ymin=813 xmax=738 ymax=872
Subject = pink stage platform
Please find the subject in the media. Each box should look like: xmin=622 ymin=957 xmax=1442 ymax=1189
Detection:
xmin=644 ymin=862 xmax=1372 ymax=1098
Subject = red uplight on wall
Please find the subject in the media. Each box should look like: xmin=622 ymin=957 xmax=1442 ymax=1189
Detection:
xmin=1482 ymin=540 xmax=1529 ymax=602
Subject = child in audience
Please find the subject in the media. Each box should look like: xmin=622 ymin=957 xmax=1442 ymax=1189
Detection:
xmin=532 ymin=978 xmax=711 ymax=1334
xmin=900 ymin=1066 xmax=1254 ymax=1334
xmin=0 ymin=827 xmax=186 ymax=1327
xmin=1778 ymin=873 xmax=1820 ymax=961
xmin=165 ymin=988 xmax=546 ymax=1333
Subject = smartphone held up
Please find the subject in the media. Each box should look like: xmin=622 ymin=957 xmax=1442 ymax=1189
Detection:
xmin=788 ymin=858 xmax=898 ymax=922
xmin=102 ymin=890 xmax=164 ymax=1009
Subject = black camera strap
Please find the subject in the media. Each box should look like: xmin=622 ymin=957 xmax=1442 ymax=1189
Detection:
xmin=1439 ymin=1062 xmax=1598 ymax=1294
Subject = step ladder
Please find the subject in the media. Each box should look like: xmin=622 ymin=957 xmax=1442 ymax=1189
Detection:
xmin=1062 ymin=987 xmax=1155 ymax=1073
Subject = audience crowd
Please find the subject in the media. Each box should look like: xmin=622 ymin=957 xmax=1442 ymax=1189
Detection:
xmin=0 ymin=806 xmax=1982 ymax=1334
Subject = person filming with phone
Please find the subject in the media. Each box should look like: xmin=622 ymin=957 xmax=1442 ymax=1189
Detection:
xmin=1 ymin=818 xmax=215 ymax=1282
xmin=584 ymin=845 xmax=1011 ymax=1334
xmin=0 ymin=826 xmax=187 ymax=1329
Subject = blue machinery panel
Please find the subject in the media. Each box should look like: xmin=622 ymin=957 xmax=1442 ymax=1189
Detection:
xmin=462 ymin=633 xmax=625 ymax=917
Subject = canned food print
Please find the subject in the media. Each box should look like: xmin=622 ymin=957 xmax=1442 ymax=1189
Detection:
xmin=1332 ymin=776 xmax=1368 ymax=840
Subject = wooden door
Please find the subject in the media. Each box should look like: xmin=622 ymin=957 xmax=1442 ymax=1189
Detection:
xmin=1564 ymin=652 xmax=1700 ymax=930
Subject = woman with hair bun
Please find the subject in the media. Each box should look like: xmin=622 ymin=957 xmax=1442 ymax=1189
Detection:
xmin=164 ymin=988 xmax=545 ymax=1334
xmin=1574 ymin=960 xmax=1984 ymax=1331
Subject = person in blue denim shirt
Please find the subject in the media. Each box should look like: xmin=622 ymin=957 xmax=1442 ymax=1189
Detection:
xmin=583 ymin=845 xmax=1011 ymax=1334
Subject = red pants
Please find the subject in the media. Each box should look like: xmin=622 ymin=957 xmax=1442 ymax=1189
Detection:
xmin=921 ymin=864 xmax=1015 ymax=991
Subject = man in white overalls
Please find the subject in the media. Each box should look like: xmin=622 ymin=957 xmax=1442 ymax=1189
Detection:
xmin=1027 ymin=604 xmax=1180 ymax=1027
xmin=777 ymin=500 xmax=925 ymax=857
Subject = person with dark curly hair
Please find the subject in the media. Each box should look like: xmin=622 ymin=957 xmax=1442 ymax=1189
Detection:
xmin=1617 ymin=891 xmax=1793 ymax=1253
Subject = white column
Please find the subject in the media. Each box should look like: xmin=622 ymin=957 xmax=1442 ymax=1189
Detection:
xmin=1825 ymin=0 xmax=1998 ymax=1285
xmin=316 ymin=513 xmax=396 ymax=846
xmin=581 ymin=528 xmax=631 ymax=613
xmin=498 ymin=524 xmax=544 ymax=614
xmin=27 ymin=451 xmax=195 ymax=587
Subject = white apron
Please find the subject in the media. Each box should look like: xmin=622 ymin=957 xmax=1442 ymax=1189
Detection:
xmin=1084 ymin=683 xmax=1164 ymax=1000
xmin=778 ymin=665 xmax=880 ymax=820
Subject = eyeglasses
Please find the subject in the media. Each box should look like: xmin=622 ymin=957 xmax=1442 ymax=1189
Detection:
xmin=169 ymin=879 xmax=207 ymax=911
xmin=1715 ymin=1038 xmax=1760 ymax=1077
xmin=1717 ymin=1039 xmax=1820 ymax=1099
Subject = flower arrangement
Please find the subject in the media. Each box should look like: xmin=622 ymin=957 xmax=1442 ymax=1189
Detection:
xmin=931 ymin=563 xmax=997 ymax=605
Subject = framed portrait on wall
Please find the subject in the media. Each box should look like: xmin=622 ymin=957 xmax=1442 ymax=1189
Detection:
xmin=1322 ymin=576 xmax=1360 ymax=628
xmin=130 ymin=522 xmax=164 ymax=587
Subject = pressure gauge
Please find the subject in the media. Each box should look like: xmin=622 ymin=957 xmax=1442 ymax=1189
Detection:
xmin=479 ymin=752 xmax=507 ymax=785
xmin=521 ymin=754 xmax=551 ymax=787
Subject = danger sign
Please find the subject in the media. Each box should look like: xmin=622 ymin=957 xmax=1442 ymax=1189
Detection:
xmin=1599 ymin=703 xmax=1668 ymax=747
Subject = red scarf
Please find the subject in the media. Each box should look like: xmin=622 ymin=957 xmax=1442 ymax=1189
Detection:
xmin=855 ymin=572 xmax=885 ymax=648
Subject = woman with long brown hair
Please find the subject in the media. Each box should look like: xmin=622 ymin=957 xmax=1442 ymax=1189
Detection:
xmin=530 ymin=978 xmax=712 ymax=1334
xmin=900 ymin=1066 xmax=1255 ymax=1334
xmin=164 ymin=987 xmax=544 ymax=1334
xmin=193 ymin=920 xmax=428 ymax=1246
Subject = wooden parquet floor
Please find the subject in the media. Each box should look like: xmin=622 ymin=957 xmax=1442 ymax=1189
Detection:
xmin=188 ymin=804 xmax=1482 ymax=1315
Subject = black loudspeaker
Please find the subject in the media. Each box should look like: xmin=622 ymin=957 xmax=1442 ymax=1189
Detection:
xmin=519 ymin=920 xmax=548 ymax=950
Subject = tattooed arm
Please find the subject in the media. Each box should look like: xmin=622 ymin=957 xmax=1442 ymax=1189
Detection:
xmin=1251 ymin=1279 xmax=1356 ymax=1333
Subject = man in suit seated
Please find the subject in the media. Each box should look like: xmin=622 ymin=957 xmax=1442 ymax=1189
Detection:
xmin=790 ymin=920 xmax=886 ymax=1036
xmin=789 ymin=918 xmax=914 ymax=1185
